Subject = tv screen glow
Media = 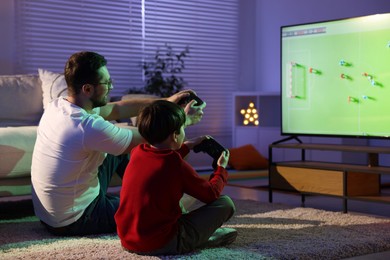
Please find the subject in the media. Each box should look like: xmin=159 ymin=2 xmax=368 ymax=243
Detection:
xmin=281 ymin=13 xmax=390 ymax=139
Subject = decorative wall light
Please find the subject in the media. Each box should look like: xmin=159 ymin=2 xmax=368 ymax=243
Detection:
xmin=240 ymin=101 xmax=259 ymax=126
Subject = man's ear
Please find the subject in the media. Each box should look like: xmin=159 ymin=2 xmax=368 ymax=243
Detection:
xmin=81 ymin=84 xmax=94 ymax=96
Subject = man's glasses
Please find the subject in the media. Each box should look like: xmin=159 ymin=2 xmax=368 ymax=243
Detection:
xmin=95 ymin=79 xmax=114 ymax=89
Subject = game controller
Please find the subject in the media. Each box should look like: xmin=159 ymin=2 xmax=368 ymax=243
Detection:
xmin=193 ymin=137 xmax=227 ymax=169
xmin=178 ymin=92 xmax=204 ymax=106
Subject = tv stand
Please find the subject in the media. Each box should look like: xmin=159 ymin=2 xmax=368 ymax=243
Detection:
xmin=272 ymin=135 xmax=302 ymax=145
xmin=268 ymin=142 xmax=390 ymax=213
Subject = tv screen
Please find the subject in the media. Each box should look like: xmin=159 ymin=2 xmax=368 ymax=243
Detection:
xmin=281 ymin=13 xmax=390 ymax=139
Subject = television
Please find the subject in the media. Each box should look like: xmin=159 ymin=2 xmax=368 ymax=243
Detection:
xmin=281 ymin=13 xmax=390 ymax=139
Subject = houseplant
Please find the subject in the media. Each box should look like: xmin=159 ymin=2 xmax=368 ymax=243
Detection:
xmin=127 ymin=43 xmax=190 ymax=97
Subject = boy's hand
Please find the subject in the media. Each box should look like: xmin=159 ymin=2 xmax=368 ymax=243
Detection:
xmin=184 ymin=135 xmax=210 ymax=150
xmin=217 ymin=150 xmax=230 ymax=168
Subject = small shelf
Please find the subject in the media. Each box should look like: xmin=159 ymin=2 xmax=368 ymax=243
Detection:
xmin=232 ymin=92 xmax=281 ymax=156
xmin=275 ymin=161 xmax=390 ymax=175
xmin=233 ymin=92 xmax=280 ymax=128
xmin=271 ymin=143 xmax=390 ymax=154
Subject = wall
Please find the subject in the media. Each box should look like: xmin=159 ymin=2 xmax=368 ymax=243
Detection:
xmin=238 ymin=0 xmax=256 ymax=91
xmin=253 ymin=0 xmax=390 ymax=92
xmin=245 ymin=0 xmax=390 ymax=165
xmin=3 ymin=0 xmax=390 ymax=87
xmin=0 ymin=0 xmax=14 ymax=74
xmin=3 ymin=0 xmax=390 ymax=165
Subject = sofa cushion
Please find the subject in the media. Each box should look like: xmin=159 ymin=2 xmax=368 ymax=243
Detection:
xmin=38 ymin=68 xmax=68 ymax=109
xmin=0 ymin=126 xmax=38 ymax=178
xmin=0 ymin=74 xmax=43 ymax=126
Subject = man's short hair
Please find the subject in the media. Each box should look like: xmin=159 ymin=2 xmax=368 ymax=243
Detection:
xmin=64 ymin=51 xmax=107 ymax=95
xmin=137 ymin=100 xmax=186 ymax=145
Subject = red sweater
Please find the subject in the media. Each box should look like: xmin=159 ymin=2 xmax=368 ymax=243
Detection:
xmin=115 ymin=143 xmax=228 ymax=253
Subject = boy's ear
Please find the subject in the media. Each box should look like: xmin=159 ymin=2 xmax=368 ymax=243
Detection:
xmin=172 ymin=129 xmax=182 ymax=143
xmin=172 ymin=132 xmax=178 ymax=142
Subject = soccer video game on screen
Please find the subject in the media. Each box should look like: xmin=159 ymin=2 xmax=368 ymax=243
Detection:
xmin=281 ymin=13 xmax=390 ymax=138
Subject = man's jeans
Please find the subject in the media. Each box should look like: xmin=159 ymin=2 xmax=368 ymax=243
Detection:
xmin=43 ymin=154 xmax=129 ymax=236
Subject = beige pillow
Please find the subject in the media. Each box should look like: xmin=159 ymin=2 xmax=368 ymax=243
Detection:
xmin=38 ymin=68 xmax=67 ymax=109
xmin=0 ymin=74 xmax=43 ymax=126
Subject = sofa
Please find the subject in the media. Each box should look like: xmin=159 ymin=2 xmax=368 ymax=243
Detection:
xmin=0 ymin=70 xmax=269 ymax=198
xmin=0 ymin=69 xmax=127 ymax=197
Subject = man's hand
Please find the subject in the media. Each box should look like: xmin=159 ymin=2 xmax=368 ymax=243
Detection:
xmin=167 ymin=90 xmax=206 ymax=126
xmin=184 ymin=99 xmax=206 ymax=126
xmin=166 ymin=90 xmax=193 ymax=103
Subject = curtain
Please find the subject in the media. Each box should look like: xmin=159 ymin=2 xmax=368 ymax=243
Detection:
xmin=15 ymin=0 xmax=239 ymax=137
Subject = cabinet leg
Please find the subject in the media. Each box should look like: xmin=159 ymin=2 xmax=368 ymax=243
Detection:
xmin=269 ymin=188 xmax=273 ymax=203
xmin=343 ymin=198 xmax=348 ymax=213
xmin=343 ymin=170 xmax=348 ymax=213
xmin=301 ymin=194 xmax=305 ymax=207
xmin=368 ymin=153 xmax=378 ymax=167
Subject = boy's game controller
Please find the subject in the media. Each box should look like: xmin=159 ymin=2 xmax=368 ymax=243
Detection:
xmin=193 ymin=138 xmax=227 ymax=169
xmin=178 ymin=92 xmax=204 ymax=106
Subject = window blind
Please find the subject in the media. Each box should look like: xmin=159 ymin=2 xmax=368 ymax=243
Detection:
xmin=15 ymin=0 xmax=239 ymax=137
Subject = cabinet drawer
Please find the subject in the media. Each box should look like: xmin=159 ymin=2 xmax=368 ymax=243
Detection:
xmin=270 ymin=165 xmax=380 ymax=196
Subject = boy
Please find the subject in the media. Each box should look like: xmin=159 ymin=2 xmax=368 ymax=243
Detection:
xmin=115 ymin=100 xmax=237 ymax=255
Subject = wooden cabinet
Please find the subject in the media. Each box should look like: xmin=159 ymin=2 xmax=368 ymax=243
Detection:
xmin=269 ymin=142 xmax=390 ymax=212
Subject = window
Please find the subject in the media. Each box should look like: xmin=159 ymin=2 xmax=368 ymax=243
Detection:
xmin=15 ymin=0 xmax=239 ymax=137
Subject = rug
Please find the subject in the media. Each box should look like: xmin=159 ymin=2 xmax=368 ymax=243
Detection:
xmin=0 ymin=199 xmax=389 ymax=260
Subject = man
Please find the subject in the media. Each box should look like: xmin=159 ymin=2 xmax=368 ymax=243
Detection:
xmin=31 ymin=51 xmax=205 ymax=236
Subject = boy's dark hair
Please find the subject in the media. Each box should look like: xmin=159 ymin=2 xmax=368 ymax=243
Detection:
xmin=64 ymin=51 xmax=107 ymax=95
xmin=138 ymin=100 xmax=186 ymax=145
